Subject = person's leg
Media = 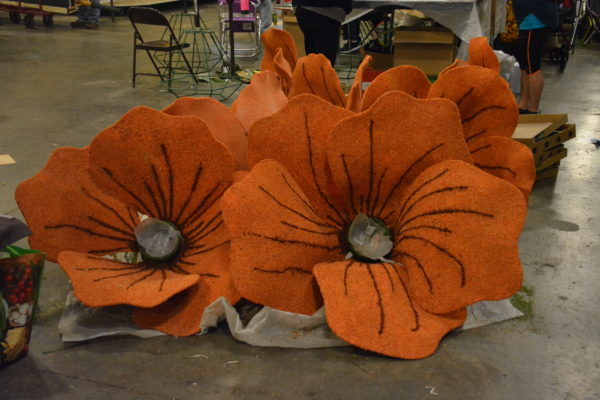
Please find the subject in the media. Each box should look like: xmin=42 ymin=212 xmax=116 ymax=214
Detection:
xmin=86 ymin=0 xmax=100 ymax=27
xmin=516 ymin=29 xmax=530 ymax=111
xmin=524 ymin=28 xmax=548 ymax=112
xmin=519 ymin=70 xmax=530 ymax=111
xmin=295 ymin=7 xmax=317 ymax=55
xmin=311 ymin=14 xmax=341 ymax=66
xmin=526 ymin=70 xmax=544 ymax=112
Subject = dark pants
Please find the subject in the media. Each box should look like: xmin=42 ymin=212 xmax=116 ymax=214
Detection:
xmin=295 ymin=7 xmax=341 ymax=66
xmin=516 ymin=28 xmax=549 ymax=74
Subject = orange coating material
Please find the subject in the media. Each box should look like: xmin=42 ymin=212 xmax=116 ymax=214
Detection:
xmin=437 ymin=58 xmax=468 ymax=78
xmin=163 ymin=97 xmax=248 ymax=171
xmin=468 ymin=136 xmax=536 ymax=198
xmin=273 ymin=47 xmax=293 ymax=95
xmin=428 ymin=65 xmax=519 ymax=141
xmin=468 ymin=37 xmax=500 ymax=72
xmin=288 ymin=54 xmax=347 ymax=107
xmin=361 ymin=65 xmax=431 ymax=111
xmin=261 ymin=28 xmax=298 ymax=73
xmin=231 ymin=70 xmax=288 ymax=132
xmin=346 ymin=55 xmax=373 ymax=113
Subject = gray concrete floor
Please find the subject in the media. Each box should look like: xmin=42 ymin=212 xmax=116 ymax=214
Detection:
xmin=1 ymin=4 xmax=600 ymax=399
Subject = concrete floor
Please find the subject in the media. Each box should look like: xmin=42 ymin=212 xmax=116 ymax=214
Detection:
xmin=1 ymin=4 xmax=600 ymax=399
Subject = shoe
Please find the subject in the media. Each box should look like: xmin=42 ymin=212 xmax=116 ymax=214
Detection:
xmin=340 ymin=41 xmax=360 ymax=53
xmin=519 ymin=108 xmax=529 ymax=114
xmin=84 ymin=22 xmax=98 ymax=29
xmin=70 ymin=20 xmax=86 ymax=28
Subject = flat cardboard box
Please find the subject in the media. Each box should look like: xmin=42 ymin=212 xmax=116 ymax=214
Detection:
xmin=528 ymin=124 xmax=576 ymax=157
xmin=536 ymin=163 xmax=560 ymax=181
xmin=535 ymin=144 xmax=564 ymax=165
xmin=536 ymin=147 xmax=567 ymax=171
xmin=393 ymin=27 xmax=456 ymax=76
xmin=282 ymin=15 xmax=306 ymax=58
xmin=513 ymin=114 xmax=569 ymax=145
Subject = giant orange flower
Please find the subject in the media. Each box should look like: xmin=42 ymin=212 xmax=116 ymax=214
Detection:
xmin=16 ymin=106 xmax=240 ymax=336
xmin=221 ymin=92 xmax=527 ymax=359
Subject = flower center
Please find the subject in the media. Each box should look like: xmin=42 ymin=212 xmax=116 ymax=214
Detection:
xmin=134 ymin=218 xmax=183 ymax=262
xmin=347 ymin=213 xmax=393 ymax=262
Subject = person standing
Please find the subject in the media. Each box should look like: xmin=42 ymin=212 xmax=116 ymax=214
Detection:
xmin=293 ymin=0 xmax=352 ymax=66
xmin=71 ymin=0 xmax=100 ymax=30
xmin=513 ymin=0 xmax=559 ymax=114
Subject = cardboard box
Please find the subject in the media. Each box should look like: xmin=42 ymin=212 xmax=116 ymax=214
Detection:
xmin=282 ymin=15 xmax=306 ymax=58
xmin=514 ymin=114 xmax=569 ymax=145
xmin=535 ymin=163 xmax=560 ymax=181
xmin=534 ymin=144 xmax=564 ymax=165
xmin=360 ymin=48 xmax=394 ymax=71
xmin=393 ymin=27 xmax=456 ymax=76
xmin=536 ymin=147 xmax=567 ymax=171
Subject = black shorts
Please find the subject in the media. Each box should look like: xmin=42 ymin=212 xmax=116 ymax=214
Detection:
xmin=517 ymin=28 xmax=549 ymax=74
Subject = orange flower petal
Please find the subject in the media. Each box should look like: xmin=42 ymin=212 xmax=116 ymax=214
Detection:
xmin=361 ymin=65 xmax=430 ymax=111
xmin=133 ymin=242 xmax=240 ymax=336
xmin=15 ymin=147 xmax=136 ymax=262
xmin=391 ymin=160 xmax=526 ymax=314
xmin=88 ymin=106 xmax=234 ymax=228
xmin=248 ymin=94 xmax=353 ymax=224
xmin=437 ymin=59 xmax=468 ymax=78
xmin=222 ymin=159 xmax=343 ymax=315
xmin=58 ymin=251 xmax=199 ymax=307
xmin=327 ymin=91 xmax=472 ymax=223
xmin=231 ymin=70 xmax=288 ymax=131
xmin=288 ymin=54 xmax=346 ymax=107
xmin=428 ymin=65 xmax=518 ymax=141
xmin=163 ymin=97 xmax=248 ymax=171
xmin=468 ymin=37 xmax=500 ymax=72
xmin=314 ymin=261 xmax=466 ymax=359
xmin=261 ymin=28 xmax=298 ymax=73
xmin=273 ymin=47 xmax=293 ymax=95
xmin=346 ymin=55 xmax=372 ymax=112
xmin=469 ymin=136 xmax=535 ymax=197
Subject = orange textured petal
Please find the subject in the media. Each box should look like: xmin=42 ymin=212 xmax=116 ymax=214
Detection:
xmin=327 ymin=91 xmax=472 ymax=223
xmin=361 ymin=65 xmax=431 ymax=111
xmin=248 ymin=94 xmax=353 ymax=224
xmin=428 ymin=65 xmax=519 ymax=141
xmin=469 ymin=136 xmax=535 ymax=198
xmin=163 ymin=97 xmax=248 ymax=171
xmin=88 ymin=106 xmax=234 ymax=228
xmin=468 ymin=37 xmax=500 ymax=72
xmin=222 ymin=159 xmax=343 ymax=315
xmin=437 ymin=59 xmax=468 ymax=78
xmin=314 ymin=261 xmax=466 ymax=359
xmin=273 ymin=47 xmax=293 ymax=95
xmin=261 ymin=28 xmax=298 ymax=73
xmin=58 ymin=251 xmax=199 ymax=308
xmin=288 ymin=54 xmax=346 ymax=107
xmin=15 ymin=147 xmax=136 ymax=262
xmin=346 ymin=55 xmax=372 ymax=112
xmin=231 ymin=70 xmax=288 ymax=131
xmin=391 ymin=159 xmax=526 ymax=314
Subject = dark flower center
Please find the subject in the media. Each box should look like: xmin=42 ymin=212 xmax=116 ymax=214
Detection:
xmin=347 ymin=213 xmax=393 ymax=262
xmin=134 ymin=218 xmax=183 ymax=263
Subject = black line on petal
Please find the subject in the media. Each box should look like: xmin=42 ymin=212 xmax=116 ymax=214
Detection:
xmin=144 ymin=179 xmax=164 ymax=215
xmin=396 ymin=225 xmax=452 ymax=236
xmin=190 ymin=219 xmax=223 ymax=244
xmin=474 ymin=163 xmax=517 ymax=179
xmin=391 ymin=263 xmax=420 ymax=331
xmin=302 ymin=63 xmax=317 ymax=95
xmin=396 ymin=235 xmax=466 ymax=287
xmin=126 ymin=269 xmax=157 ymax=289
xmin=396 ymin=169 xmax=449 ymax=219
xmin=456 ymin=86 xmax=474 ymax=107
xmin=303 ymin=115 xmax=347 ymax=227
xmin=174 ymin=164 xmax=204 ymax=223
xmin=159 ymin=144 xmax=175 ymax=220
xmin=75 ymin=265 xmax=142 ymax=272
xmin=381 ymin=263 xmax=395 ymax=292
xmin=280 ymin=220 xmax=337 ymax=235
xmin=187 ymin=212 xmax=221 ymax=242
xmin=81 ymin=187 xmax=135 ymax=231
xmin=88 ymin=216 xmax=135 ymax=239
xmin=462 ymin=106 xmax=505 ymax=124
xmin=92 ymin=269 xmax=148 ymax=282
xmin=183 ymin=241 xmax=228 ymax=257
xmin=88 ymin=246 xmax=132 ymax=255
xmin=370 ymin=167 xmax=388 ymax=215
xmin=397 ymin=208 xmax=494 ymax=233
xmin=200 ymin=273 xmax=219 ymax=278
xmin=466 ymin=129 xmax=487 ymax=143
xmin=366 ymin=264 xmax=385 ymax=335
xmin=179 ymin=182 xmax=223 ymax=227
xmin=127 ymin=208 xmax=138 ymax=227
xmin=254 ymin=267 xmax=311 ymax=275
xmin=341 ymin=154 xmax=358 ymax=215
xmin=343 ymin=260 xmax=355 ymax=296
xmin=399 ymin=186 xmax=469 ymax=225
xmin=376 ymin=143 xmax=444 ymax=216
xmin=470 ymin=143 xmax=492 ymax=154
xmin=102 ymin=167 xmax=152 ymax=215
xmin=366 ymin=119 xmax=375 ymax=213
xmin=45 ymin=224 xmax=130 ymax=242
xmin=245 ymin=232 xmax=340 ymax=251
xmin=150 ymin=164 xmax=168 ymax=218
xmin=321 ymin=66 xmax=337 ymax=105
xmin=393 ymin=251 xmax=433 ymax=294
xmin=258 ymin=186 xmax=332 ymax=229
xmin=159 ymin=269 xmax=166 ymax=291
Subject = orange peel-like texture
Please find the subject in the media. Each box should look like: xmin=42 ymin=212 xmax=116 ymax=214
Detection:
xmin=361 ymin=65 xmax=431 ymax=111
xmin=314 ymin=261 xmax=467 ymax=359
xmin=469 ymin=136 xmax=536 ymax=198
xmin=428 ymin=65 xmax=519 ymax=142
xmin=15 ymin=147 xmax=136 ymax=262
xmin=248 ymin=94 xmax=353 ymax=217
xmin=222 ymin=159 xmax=341 ymax=315
xmin=288 ymin=54 xmax=347 ymax=107
xmin=272 ymin=47 xmax=293 ymax=95
xmin=261 ymin=28 xmax=298 ymax=73
xmin=162 ymin=97 xmax=248 ymax=171
xmin=231 ymin=70 xmax=288 ymax=132
xmin=346 ymin=55 xmax=373 ymax=113
xmin=468 ymin=37 xmax=500 ymax=72
xmin=437 ymin=58 xmax=468 ymax=78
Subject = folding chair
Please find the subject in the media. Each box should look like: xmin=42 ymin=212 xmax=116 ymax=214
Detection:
xmin=128 ymin=7 xmax=197 ymax=88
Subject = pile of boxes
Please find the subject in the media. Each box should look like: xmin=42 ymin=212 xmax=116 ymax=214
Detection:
xmin=512 ymin=114 xmax=576 ymax=181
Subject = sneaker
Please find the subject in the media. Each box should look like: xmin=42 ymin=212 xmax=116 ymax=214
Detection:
xmin=70 ymin=20 xmax=86 ymax=28
xmin=84 ymin=22 xmax=98 ymax=29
